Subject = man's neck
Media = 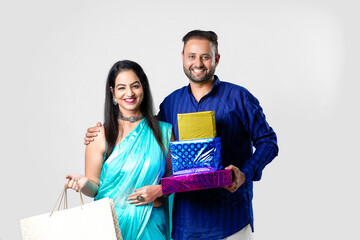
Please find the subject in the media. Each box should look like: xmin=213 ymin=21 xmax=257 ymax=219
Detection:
xmin=189 ymin=76 xmax=215 ymax=102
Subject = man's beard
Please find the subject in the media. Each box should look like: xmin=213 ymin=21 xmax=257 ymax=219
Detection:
xmin=183 ymin=66 xmax=215 ymax=83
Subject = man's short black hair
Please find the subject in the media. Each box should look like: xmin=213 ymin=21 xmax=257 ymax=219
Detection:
xmin=182 ymin=30 xmax=218 ymax=56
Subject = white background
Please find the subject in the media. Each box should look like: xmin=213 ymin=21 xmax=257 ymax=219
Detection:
xmin=1 ymin=0 xmax=359 ymax=239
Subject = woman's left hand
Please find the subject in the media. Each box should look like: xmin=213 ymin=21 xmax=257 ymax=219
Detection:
xmin=127 ymin=185 xmax=163 ymax=206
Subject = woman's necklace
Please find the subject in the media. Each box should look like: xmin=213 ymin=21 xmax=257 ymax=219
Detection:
xmin=118 ymin=114 xmax=144 ymax=123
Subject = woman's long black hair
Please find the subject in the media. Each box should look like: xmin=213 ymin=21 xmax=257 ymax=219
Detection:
xmin=103 ymin=60 xmax=165 ymax=160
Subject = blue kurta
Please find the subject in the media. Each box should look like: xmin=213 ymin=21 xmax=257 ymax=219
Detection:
xmin=95 ymin=119 xmax=172 ymax=240
xmin=159 ymin=76 xmax=278 ymax=240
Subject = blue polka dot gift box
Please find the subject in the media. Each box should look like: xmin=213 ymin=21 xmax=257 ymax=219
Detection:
xmin=170 ymin=137 xmax=222 ymax=176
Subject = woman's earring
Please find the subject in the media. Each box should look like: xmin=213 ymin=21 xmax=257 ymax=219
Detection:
xmin=113 ymin=97 xmax=118 ymax=105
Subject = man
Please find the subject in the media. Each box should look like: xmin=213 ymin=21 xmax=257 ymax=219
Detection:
xmin=85 ymin=30 xmax=278 ymax=240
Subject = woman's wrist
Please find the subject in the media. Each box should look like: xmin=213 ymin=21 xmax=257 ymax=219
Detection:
xmin=81 ymin=179 xmax=99 ymax=197
xmin=157 ymin=184 xmax=164 ymax=198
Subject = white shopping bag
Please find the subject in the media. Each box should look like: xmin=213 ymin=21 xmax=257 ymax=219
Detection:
xmin=20 ymin=187 xmax=122 ymax=240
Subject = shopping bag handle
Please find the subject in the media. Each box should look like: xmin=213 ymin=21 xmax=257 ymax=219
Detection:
xmin=50 ymin=186 xmax=84 ymax=216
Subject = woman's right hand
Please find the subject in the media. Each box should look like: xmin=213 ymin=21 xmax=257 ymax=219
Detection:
xmin=84 ymin=122 xmax=102 ymax=145
xmin=65 ymin=174 xmax=89 ymax=192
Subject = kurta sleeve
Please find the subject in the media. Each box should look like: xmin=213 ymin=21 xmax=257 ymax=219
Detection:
xmin=239 ymin=92 xmax=279 ymax=182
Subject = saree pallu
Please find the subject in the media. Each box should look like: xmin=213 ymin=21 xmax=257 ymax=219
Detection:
xmin=95 ymin=120 xmax=172 ymax=240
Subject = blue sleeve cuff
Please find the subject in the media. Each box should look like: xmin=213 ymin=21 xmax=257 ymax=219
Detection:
xmin=241 ymin=164 xmax=254 ymax=183
xmin=241 ymin=142 xmax=278 ymax=182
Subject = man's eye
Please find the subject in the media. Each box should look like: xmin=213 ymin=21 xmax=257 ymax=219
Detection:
xmin=189 ymin=56 xmax=195 ymax=59
xmin=202 ymin=56 xmax=210 ymax=60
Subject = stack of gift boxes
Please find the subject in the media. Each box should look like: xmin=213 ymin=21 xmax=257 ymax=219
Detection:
xmin=161 ymin=111 xmax=232 ymax=194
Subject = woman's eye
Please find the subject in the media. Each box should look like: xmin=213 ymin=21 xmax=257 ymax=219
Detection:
xmin=132 ymin=85 xmax=140 ymax=89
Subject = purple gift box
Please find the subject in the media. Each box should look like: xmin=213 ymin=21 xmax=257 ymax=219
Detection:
xmin=160 ymin=169 xmax=232 ymax=194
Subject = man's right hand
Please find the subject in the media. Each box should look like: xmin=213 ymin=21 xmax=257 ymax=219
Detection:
xmin=84 ymin=122 xmax=102 ymax=145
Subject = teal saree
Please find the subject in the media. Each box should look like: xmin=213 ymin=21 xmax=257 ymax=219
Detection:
xmin=94 ymin=119 xmax=172 ymax=240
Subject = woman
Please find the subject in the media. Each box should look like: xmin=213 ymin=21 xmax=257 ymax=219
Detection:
xmin=66 ymin=60 xmax=172 ymax=240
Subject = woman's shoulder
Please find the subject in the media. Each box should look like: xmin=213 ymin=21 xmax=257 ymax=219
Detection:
xmin=158 ymin=120 xmax=172 ymax=130
xmin=86 ymin=125 xmax=106 ymax=153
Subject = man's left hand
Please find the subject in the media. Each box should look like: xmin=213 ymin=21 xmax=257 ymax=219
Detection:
xmin=224 ymin=165 xmax=245 ymax=193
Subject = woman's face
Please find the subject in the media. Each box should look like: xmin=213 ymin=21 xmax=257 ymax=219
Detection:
xmin=112 ymin=70 xmax=144 ymax=116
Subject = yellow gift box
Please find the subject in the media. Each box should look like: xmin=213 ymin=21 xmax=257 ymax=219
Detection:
xmin=177 ymin=111 xmax=217 ymax=140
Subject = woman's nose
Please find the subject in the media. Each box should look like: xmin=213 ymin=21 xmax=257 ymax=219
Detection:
xmin=126 ymin=87 xmax=134 ymax=96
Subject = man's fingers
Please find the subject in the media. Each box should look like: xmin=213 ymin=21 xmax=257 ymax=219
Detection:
xmin=225 ymin=165 xmax=234 ymax=170
xmin=224 ymin=185 xmax=236 ymax=193
xmin=84 ymin=138 xmax=94 ymax=145
xmin=84 ymin=125 xmax=101 ymax=145
xmin=85 ymin=132 xmax=98 ymax=138
xmin=87 ymin=127 xmax=100 ymax=133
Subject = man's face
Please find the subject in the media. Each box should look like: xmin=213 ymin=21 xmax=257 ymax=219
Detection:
xmin=182 ymin=39 xmax=220 ymax=83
